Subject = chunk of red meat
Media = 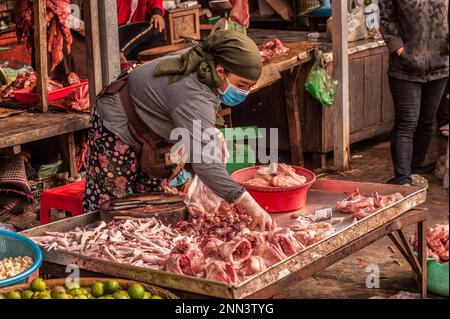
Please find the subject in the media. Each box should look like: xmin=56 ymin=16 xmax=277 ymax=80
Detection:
xmin=289 ymin=218 xmax=335 ymax=247
xmin=242 ymin=231 xmax=267 ymax=249
xmin=219 ymin=238 xmax=252 ymax=266
xmin=241 ymin=256 xmax=267 ymax=276
xmin=410 ymin=224 xmax=449 ymax=263
xmin=200 ymin=237 xmax=224 ymax=259
xmin=259 ymin=39 xmax=289 ymax=63
xmin=204 ymin=261 xmax=238 ymax=284
xmin=65 ymin=84 xmax=90 ymax=113
xmin=336 ymin=189 xmax=367 ymax=212
xmin=67 ymin=72 xmax=81 ymax=85
xmin=269 ymin=227 xmax=304 ymax=256
xmin=229 ymin=0 xmax=250 ymax=27
xmin=165 ymin=241 xmax=205 ymax=276
xmin=260 ymin=241 xmax=286 ymax=267
xmin=372 ymin=192 xmax=404 ymax=208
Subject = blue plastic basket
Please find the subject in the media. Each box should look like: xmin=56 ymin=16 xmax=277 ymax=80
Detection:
xmin=0 ymin=230 xmax=43 ymax=288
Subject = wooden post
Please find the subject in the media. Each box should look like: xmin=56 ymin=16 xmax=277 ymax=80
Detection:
xmin=282 ymin=65 xmax=304 ymax=166
xmin=98 ymin=0 xmax=121 ymax=86
xmin=84 ymin=0 xmax=103 ymax=104
xmin=332 ymin=0 xmax=350 ymax=171
xmin=59 ymin=132 xmax=78 ymax=179
xmin=33 ymin=0 xmax=48 ymax=112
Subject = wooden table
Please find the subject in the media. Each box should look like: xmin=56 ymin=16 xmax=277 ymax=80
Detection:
xmin=38 ymin=207 xmax=428 ymax=299
xmin=33 ymin=179 xmax=428 ymax=299
xmin=0 ymin=111 xmax=91 ymax=177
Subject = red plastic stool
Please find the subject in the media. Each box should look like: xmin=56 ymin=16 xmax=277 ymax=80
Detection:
xmin=40 ymin=181 xmax=86 ymax=225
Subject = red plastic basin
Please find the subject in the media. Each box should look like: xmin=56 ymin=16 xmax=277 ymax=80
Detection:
xmin=231 ymin=165 xmax=317 ymax=213
xmin=13 ymin=80 xmax=88 ymax=103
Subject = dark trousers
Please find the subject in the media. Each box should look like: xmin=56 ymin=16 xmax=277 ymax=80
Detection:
xmin=389 ymin=76 xmax=448 ymax=184
xmin=436 ymin=82 xmax=449 ymax=128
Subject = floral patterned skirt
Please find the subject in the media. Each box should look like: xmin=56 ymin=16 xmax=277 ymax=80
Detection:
xmin=83 ymin=104 xmax=163 ymax=213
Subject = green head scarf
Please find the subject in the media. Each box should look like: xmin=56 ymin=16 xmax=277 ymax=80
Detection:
xmin=153 ymin=30 xmax=262 ymax=88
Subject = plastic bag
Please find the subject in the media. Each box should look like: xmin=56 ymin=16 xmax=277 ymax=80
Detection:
xmin=305 ymin=50 xmax=337 ymax=107
xmin=327 ymin=0 xmax=369 ymax=42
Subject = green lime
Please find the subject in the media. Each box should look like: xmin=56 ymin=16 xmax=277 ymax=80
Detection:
xmin=91 ymin=282 xmax=104 ymax=298
xmin=112 ymin=291 xmax=130 ymax=299
xmin=79 ymin=288 xmax=89 ymax=295
xmin=151 ymin=295 xmax=162 ymax=299
xmin=127 ymin=284 xmax=145 ymax=299
xmin=143 ymin=292 xmax=153 ymax=299
xmin=6 ymin=290 xmax=22 ymax=299
xmin=73 ymin=295 xmax=88 ymax=299
xmin=53 ymin=293 xmax=70 ymax=299
xmin=30 ymin=278 xmax=47 ymax=292
xmin=104 ymin=280 xmax=120 ymax=294
xmin=39 ymin=292 xmax=52 ymax=299
xmin=0 ymin=293 xmax=6 ymax=299
xmin=50 ymin=286 xmax=66 ymax=297
xmin=21 ymin=289 xmax=34 ymax=299
xmin=68 ymin=288 xmax=85 ymax=297
xmin=31 ymin=292 xmax=41 ymax=299
xmin=64 ymin=281 xmax=80 ymax=290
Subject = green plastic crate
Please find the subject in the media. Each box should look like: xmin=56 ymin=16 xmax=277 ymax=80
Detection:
xmin=219 ymin=126 xmax=262 ymax=174
xmin=226 ymin=143 xmax=255 ymax=174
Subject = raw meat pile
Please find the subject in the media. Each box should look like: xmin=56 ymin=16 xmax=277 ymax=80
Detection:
xmin=0 ymin=71 xmax=37 ymax=100
xmin=243 ymin=163 xmax=307 ymax=188
xmin=410 ymin=224 xmax=449 ymax=264
xmin=168 ymin=177 xmax=335 ymax=283
xmin=259 ymin=39 xmax=289 ymax=63
xmin=167 ymin=219 xmax=335 ymax=284
xmin=15 ymin=0 xmax=73 ymax=71
xmin=174 ymin=177 xmax=253 ymax=242
xmin=0 ymin=71 xmax=83 ymax=102
xmin=29 ymin=217 xmax=186 ymax=269
xmin=336 ymin=189 xmax=404 ymax=220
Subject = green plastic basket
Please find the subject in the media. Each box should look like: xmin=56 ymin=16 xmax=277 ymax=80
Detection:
xmin=413 ymin=252 xmax=449 ymax=297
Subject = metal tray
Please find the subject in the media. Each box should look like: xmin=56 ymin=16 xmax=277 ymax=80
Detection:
xmin=21 ymin=179 xmax=426 ymax=299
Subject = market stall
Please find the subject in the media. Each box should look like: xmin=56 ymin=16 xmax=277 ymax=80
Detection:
xmin=0 ymin=0 xmax=447 ymax=302
xmin=21 ymin=179 xmax=428 ymax=298
xmin=234 ymin=28 xmax=393 ymax=168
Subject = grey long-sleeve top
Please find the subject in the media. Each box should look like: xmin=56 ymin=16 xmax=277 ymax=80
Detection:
xmin=95 ymin=58 xmax=245 ymax=203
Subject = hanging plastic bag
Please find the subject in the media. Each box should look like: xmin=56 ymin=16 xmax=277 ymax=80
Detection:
xmin=327 ymin=0 xmax=369 ymax=42
xmin=305 ymin=50 xmax=337 ymax=107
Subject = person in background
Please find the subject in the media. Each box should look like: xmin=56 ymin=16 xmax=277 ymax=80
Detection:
xmin=380 ymin=0 xmax=449 ymax=185
xmin=117 ymin=0 xmax=165 ymax=62
xmin=116 ymin=0 xmax=165 ymax=30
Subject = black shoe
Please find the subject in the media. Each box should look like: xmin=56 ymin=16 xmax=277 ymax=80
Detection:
xmin=386 ymin=177 xmax=412 ymax=185
xmin=411 ymin=162 xmax=436 ymax=174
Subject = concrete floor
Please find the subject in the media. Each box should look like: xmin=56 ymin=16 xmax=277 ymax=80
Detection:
xmin=275 ymin=133 xmax=448 ymax=299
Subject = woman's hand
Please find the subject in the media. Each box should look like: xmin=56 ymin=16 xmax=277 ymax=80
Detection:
xmin=396 ymin=47 xmax=405 ymax=56
xmin=151 ymin=14 xmax=165 ymax=33
xmin=235 ymin=192 xmax=274 ymax=231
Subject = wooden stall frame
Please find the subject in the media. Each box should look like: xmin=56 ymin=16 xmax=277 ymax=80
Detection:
xmin=33 ymin=0 xmax=48 ymax=112
xmin=331 ymin=0 xmax=350 ymax=171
